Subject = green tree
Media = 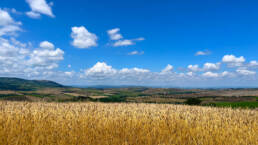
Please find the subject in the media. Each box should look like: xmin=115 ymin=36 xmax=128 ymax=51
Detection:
xmin=185 ymin=98 xmax=202 ymax=105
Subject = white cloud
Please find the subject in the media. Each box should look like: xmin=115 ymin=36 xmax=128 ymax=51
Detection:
xmin=10 ymin=8 xmax=21 ymax=14
xmin=188 ymin=64 xmax=200 ymax=72
xmin=120 ymin=68 xmax=150 ymax=74
xmin=82 ymin=62 xmax=151 ymax=83
xmin=118 ymin=67 xmax=151 ymax=82
xmin=134 ymin=37 xmax=145 ymax=41
xmin=26 ymin=11 xmax=41 ymax=19
xmin=108 ymin=28 xmax=144 ymax=47
xmin=68 ymin=64 xmax=71 ymax=68
xmin=0 ymin=9 xmax=14 ymax=26
xmin=3 ymin=8 xmax=22 ymax=15
xmin=249 ymin=61 xmax=258 ymax=68
xmin=28 ymin=47 xmax=64 ymax=69
xmin=186 ymin=72 xmax=194 ymax=76
xmin=203 ymin=62 xmax=220 ymax=71
xmin=195 ymin=50 xmax=211 ymax=56
xmin=77 ymin=61 xmax=257 ymax=86
xmin=0 ymin=38 xmax=23 ymax=59
xmin=236 ymin=69 xmax=256 ymax=76
xmin=113 ymin=39 xmax=134 ymax=47
xmin=107 ymin=28 xmax=123 ymax=40
xmin=85 ymin=62 xmax=116 ymax=76
xmin=221 ymin=71 xmax=229 ymax=77
xmin=0 ymin=37 xmax=64 ymax=77
xmin=0 ymin=25 xmax=22 ymax=36
xmin=117 ymin=67 xmax=151 ymax=83
xmin=222 ymin=54 xmax=245 ymax=67
xmin=161 ymin=64 xmax=173 ymax=74
xmin=128 ymin=50 xmax=144 ymax=55
xmin=221 ymin=71 xmax=235 ymax=77
xmin=64 ymin=71 xmax=74 ymax=77
xmin=202 ymin=72 xmax=219 ymax=78
xmin=28 ymin=41 xmax=63 ymax=70
xmin=26 ymin=0 xmax=54 ymax=18
xmin=113 ymin=38 xmax=144 ymax=47
xmin=39 ymin=41 xmax=54 ymax=49
xmin=203 ymin=71 xmax=236 ymax=78
xmin=0 ymin=9 xmax=22 ymax=36
xmin=71 ymin=26 xmax=98 ymax=49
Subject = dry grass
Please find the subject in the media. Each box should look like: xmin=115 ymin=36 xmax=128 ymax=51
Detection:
xmin=0 ymin=91 xmax=17 ymax=94
xmin=126 ymin=96 xmax=185 ymax=103
xmin=0 ymin=101 xmax=257 ymax=145
xmin=89 ymin=95 xmax=108 ymax=99
xmin=63 ymin=92 xmax=82 ymax=97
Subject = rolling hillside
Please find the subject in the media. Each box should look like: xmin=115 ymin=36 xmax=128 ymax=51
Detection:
xmin=0 ymin=77 xmax=64 ymax=91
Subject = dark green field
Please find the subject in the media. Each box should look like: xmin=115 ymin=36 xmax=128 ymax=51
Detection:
xmin=208 ymin=101 xmax=258 ymax=109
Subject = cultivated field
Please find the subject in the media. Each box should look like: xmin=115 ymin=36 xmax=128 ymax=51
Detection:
xmin=0 ymin=101 xmax=257 ymax=145
xmin=1 ymin=87 xmax=258 ymax=108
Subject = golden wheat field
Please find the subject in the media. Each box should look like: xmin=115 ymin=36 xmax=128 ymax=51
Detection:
xmin=0 ymin=101 xmax=257 ymax=145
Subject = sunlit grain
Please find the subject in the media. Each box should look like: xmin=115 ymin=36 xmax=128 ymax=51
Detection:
xmin=0 ymin=101 xmax=257 ymax=145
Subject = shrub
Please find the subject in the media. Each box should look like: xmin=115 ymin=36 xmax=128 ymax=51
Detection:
xmin=98 ymin=95 xmax=126 ymax=102
xmin=185 ymin=98 xmax=202 ymax=105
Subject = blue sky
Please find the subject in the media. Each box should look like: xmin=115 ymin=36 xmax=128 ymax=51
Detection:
xmin=1 ymin=0 xmax=258 ymax=87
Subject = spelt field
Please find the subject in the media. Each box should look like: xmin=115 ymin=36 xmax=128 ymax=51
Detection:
xmin=0 ymin=102 xmax=257 ymax=145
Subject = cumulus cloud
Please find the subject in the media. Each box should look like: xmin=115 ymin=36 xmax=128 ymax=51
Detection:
xmin=64 ymin=71 xmax=75 ymax=77
xmin=222 ymin=54 xmax=245 ymax=67
xmin=0 ymin=9 xmax=22 ymax=36
xmin=2 ymin=8 xmax=22 ymax=15
xmin=161 ymin=64 xmax=173 ymax=74
xmin=71 ymin=26 xmax=98 ymax=49
xmin=82 ymin=62 xmax=152 ymax=83
xmin=107 ymin=28 xmax=123 ymax=40
xmin=0 ymin=25 xmax=22 ymax=36
xmin=203 ymin=62 xmax=220 ymax=71
xmin=220 ymin=71 xmax=236 ymax=78
xmin=186 ymin=72 xmax=194 ymax=77
xmin=107 ymin=28 xmax=144 ymax=47
xmin=39 ymin=41 xmax=54 ymax=49
xmin=128 ymin=50 xmax=144 ymax=55
xmin=85 ymin=62 xmax=116 ymax=76
xmin=0 ymin=9 xmax=14 ymax=26
xmin=249 ymin=61 xmax=258 ymax=68
xmin=119 ymin=68 xmax=150 ymax=74
xmin=188 ymin=64 xmax=200 ymax=72
xmin=236 ymin=69 xmax=256 ymax=76
xmin=113 ymin=39 xmax=134 ymax=47
xmin=26 ymin=0 xmax=54 ymax=18
xmin=0 ymin=38 xmax=64 ymax=78
xmin=118 ymin=67 xmax=151 ymax=83
xmin=28 ymin=47 xmax=64 ymax=69
xmin=27 ymin=40 xmax=64 ymax=71
xmin=202 ymin=71 xmax=219 ymax=78
xmin=78 ymin=61 xmax=258 ymax=86
xmin=26 ymin=11 xmax=41 ymax=19
xmin=134 ymin=37 xmax=145 ymax=41
xmin=195 ymin=50 xmax=211 ymax=56
xmin=221 ymin=71 xmax=230 ymax=77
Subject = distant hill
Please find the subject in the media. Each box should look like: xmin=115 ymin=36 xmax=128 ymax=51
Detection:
xmin=0 ymin=77 xmax=64 ymax=91
xmin=74 ymin=85 xmax=148 ymax=89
